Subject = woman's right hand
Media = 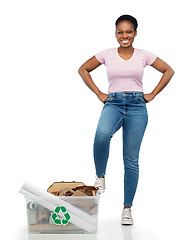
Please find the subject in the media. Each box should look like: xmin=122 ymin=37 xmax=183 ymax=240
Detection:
xmin=97 ymin=91 xmax=109 ymax=103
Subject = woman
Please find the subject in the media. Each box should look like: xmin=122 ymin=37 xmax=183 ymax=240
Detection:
xmin=78 ymin=15 xmax=174 ymax=225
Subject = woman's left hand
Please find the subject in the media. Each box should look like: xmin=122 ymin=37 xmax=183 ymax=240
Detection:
xmin=143 ymin=93 xmax=156 ymax=103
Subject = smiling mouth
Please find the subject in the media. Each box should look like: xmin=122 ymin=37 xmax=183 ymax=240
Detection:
xmin=121 ymin=39 xmax=130 ymax=44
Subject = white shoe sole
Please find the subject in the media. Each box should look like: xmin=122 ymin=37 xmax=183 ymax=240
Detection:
xmin=121 ymin=219 xmax=133 ymax=225
xmin=98 ymin=188 xmax=105 ymax=193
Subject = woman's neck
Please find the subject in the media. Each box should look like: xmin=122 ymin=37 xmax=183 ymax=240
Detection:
xmin=118 ymin=46 xmax=134 ymax=55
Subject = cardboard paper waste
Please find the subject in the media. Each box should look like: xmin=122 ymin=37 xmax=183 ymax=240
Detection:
xmin=19 ymin=181 xmax=100 ymax=234
xmin=48 ymin=181 xmax=99 ymax=197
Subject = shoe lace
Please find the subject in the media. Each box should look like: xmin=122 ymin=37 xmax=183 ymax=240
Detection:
xmin=96 ymin=176 xmax=103 ymax=182
xmin=95 ymin=177 xmax=104 ymax=188
xmin=123 ymin=208 xmax=132 ymax=219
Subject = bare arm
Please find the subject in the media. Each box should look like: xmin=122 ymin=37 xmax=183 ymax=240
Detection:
xmin=143 ymin=57 xmax=175 ymax=103
xmin=78 ymin=56 xmax=109 ymax=103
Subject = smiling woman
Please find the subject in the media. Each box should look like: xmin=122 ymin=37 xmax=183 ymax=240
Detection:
xmin=78 ymin=14 xmax=174 ymax=226
xmin=116 ymin=21 xmax=137 ymax=60
xmin=115 ymin=15 xmax=137 ymax=54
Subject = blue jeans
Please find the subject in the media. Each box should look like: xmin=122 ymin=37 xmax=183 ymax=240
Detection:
xmin=93 ymin=92 xmax=148 ymax=207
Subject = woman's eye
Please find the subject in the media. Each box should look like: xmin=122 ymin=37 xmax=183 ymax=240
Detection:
xmin=117 ymin=31 xmax=132 ymax=35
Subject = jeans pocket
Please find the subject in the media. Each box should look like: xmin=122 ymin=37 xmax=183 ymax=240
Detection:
xmin=134 ymin=96 xmax=146 ymax=104
xmin=105 ymin=96 xmax=114 ymax=103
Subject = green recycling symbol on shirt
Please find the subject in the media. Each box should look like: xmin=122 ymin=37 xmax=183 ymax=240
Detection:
xmin=51 ymin=206 xmax=71 ymax=226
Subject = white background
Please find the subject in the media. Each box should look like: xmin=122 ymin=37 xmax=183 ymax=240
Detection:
xmin=0 ymin=0 xmax=194 ymax=239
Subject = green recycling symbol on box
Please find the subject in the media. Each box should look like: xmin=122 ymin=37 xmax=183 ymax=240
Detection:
xmin=51 ymin=206 xmax=71 ymax=226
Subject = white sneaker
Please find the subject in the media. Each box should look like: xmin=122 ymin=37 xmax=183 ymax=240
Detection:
xmin=94 ymin=176 xmax=105 ymax=193
xmin=121 ymin=208 xmax=133 ymax=225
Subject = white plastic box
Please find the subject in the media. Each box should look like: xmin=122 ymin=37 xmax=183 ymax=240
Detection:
xmin=25 ymin=195 xmax=100 ymax=234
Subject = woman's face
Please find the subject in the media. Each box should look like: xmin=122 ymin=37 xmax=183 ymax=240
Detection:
xmin=115 ymin=20 xmax=137 ymax=48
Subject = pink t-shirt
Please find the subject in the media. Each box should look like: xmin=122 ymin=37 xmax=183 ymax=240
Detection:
xmin=95 ymin=48 xmax=157 ymax=93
